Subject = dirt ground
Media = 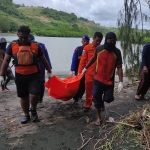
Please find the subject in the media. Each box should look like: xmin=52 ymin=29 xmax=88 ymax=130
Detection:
xmin=0 ymin=82 xmax=150 ymax=150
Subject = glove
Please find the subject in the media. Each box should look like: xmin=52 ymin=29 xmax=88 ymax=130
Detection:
xmin=0 ymin=76 xmax=4 ymax=85
xmin=118 ymin=82 xmax=123 ymax=93
xmin=69 ymin=71 xmax=75 ymax=77
xmin=82 ymin=68 xmax=87 ymax=74
xmin=47 ymin=72 xmax=54 ymax=78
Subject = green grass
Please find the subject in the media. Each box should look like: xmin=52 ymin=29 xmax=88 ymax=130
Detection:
xmin=18 ymin=7 xmax=43 ymax=16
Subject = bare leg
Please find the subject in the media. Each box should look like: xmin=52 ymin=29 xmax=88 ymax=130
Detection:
xmin=20 ymin=97 xmax=29 ymax=116
xmin=95 ymin=108 xmax=102 ymax=126
xmin=29 ymin=94 xmax=39 ymax=110
xmin=29 ymin=94 xmax=39 ymax=122
xmin=5 ymin=78 xmax=10 ymax=89
xmin=1 ymin=84 xmax=5 ymax=91
xmin=1 ymin=75 xmax=6 ymax=91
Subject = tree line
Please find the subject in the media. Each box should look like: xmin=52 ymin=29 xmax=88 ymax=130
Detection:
xmin=0 ymin=0 xmax=113 ymax=37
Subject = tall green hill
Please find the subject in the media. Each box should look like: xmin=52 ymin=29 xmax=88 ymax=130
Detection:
xmin=0 ymin=0 xmax=116 ymax=37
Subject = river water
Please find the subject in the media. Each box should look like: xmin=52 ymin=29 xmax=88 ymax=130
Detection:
xmin=0 ymin=34 xmax=123 ymax=75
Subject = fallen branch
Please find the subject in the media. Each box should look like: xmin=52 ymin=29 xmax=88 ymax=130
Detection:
xmin=80 ymin=132 xmax=85 ymax=145
xmin=77 ymin=116 xmax=85 ymax=121
xmin=142 ymin=109 xmax=147 ymax=119
xmin=77 ymin=136 xmax=94 ymax=150
xmin=94 ymin=135 xmax=107 ymax=149
xmin=142 ymin=122 xmax=150 ymax=150
xmin=146 ymin=115 xmax=150 ymax=118
xmin=106 ymin=120 xmax=135 ymax=127
xmin=11 ymin=139 xmax=19 ymax=149
xmin=109 ymin=110 xmax=124 ymax=117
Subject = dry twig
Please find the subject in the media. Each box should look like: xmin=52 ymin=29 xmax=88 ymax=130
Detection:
xmin=77 ymin=136 xmax=94 ymax=150
xmin=80 ymin=132 xmax=85 ymax=145
xmin=94 ymin=135 xmax=107 ymax=149
xmin=106 ymin=120 xmax=136 ymax=127
xmin=11 ymin=139 xmax=19 ymax=149
xmin=109 ymin=110 xmax=124 ymax=117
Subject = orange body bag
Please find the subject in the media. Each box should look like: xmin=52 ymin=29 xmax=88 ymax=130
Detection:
xmin=44 ymin=74 xmax=83 ymax=101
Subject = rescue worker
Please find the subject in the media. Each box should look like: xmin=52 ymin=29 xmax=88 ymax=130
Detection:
xmin=0 ymin=38 xmax=6 ymax=91
xmin=78 ymin=32 xmax=103 ymax=112
xmin=83 ymin=32 xmax=123 ymax=125
xmin=0 ymin=37 xmax=15 ymax=91
xmin=29 ymin=34 xmax=52 ymax=103
xmin=0 ymin=26 xmax=53 ymax=124
xmin=135 ymin=42 xmax=150 ymax=100
xmin=70 ymin=35 xmax=90 ymax=103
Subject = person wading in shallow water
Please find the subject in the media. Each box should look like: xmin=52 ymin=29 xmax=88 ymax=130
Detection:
xmin=82 ymin=32 xmax=123 ymax=126
xmin=0 ymin=26 xmax=53 ymax=124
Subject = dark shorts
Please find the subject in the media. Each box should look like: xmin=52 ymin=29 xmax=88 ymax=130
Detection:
xmin=93 ymin=79 xmax=114 ymax=108
xmin=15 ymin=72 xmax=41 ymax=98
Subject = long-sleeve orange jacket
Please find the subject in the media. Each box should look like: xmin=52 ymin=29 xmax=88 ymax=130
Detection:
xmin=78 ymin=43 xmax=96 ymax=75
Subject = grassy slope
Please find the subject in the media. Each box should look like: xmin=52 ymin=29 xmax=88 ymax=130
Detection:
xmin=0 ymin=9 xmax=24 ymax=25
xmin=0 ymin=5 xmax=116 ymax=36
xmin=17 ymin=6 xmax=113 ymax=33
xmin=18 ymin=7 xmax=43 ymax=16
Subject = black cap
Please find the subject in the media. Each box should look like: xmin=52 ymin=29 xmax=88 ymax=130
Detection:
xmin=105 ymin=32 xmax=116 ymax=40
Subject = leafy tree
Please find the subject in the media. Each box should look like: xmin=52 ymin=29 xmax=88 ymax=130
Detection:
xmin=72 ymin=24 xmax=80 ymax=32
xmin=117 ymin=0 xmax=150 ymax=78
xmin=0 ymin=16 xmax=10 ymax=32
xmin=79 ymin=17 xmax=88 ymax=22
xmin=0 ymin=0 xmax=118 ymax=38
xmin=9 ymin=21 xmax=18 ymax=32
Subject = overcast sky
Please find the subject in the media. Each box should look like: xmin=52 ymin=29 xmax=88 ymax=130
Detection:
xmin=13 ymin=0 xmax=150 ymax=28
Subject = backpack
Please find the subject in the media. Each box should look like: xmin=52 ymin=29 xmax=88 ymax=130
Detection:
xmin=17 ymin=46 xmax=34 ymax=65
xmin=13 ymin=44 xmax=38 ymax=66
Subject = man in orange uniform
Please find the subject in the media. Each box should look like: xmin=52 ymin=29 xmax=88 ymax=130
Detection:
xmin=84 ymin=32 xmax=123 ymax=125
xmin=0 ymin=26 xmax=52 ymax=124
xmin=78 ymin=32 xmax=103 ymax=112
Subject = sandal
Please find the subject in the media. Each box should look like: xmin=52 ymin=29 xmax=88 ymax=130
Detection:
xmin=1 ymin=90 xmax=7 ymax=92
xmin=135 ymin=95 xmax=142 ymax=100
xmin=141 ymin=96 xmax=149 ymax=100
xmin=5 ymin=87 xmax=10 ymax=91
xmin=94 ymin=120 xmax=102 ymax=126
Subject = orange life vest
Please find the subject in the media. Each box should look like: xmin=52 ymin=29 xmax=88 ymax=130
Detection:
xmin=12 ymin=41 xmax=39 ymax=75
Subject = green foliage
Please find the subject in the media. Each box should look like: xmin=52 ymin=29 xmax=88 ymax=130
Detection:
xmin=117 ymin=0 xmax=150 ymax=79
xmin=0 ymin=0 xmax=117 ymax=37
xmin=41 ymin=8 xmax=77 ymax=23
xmin=0 ymin=0 xmax=26 ymax=19
xmin=0 ymin=16 xmax=10 ymax=32
xmin=78 ymin=17 xmax=88 ymax=22
xmin=9 ymin=21 xmax=18 ymax=32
